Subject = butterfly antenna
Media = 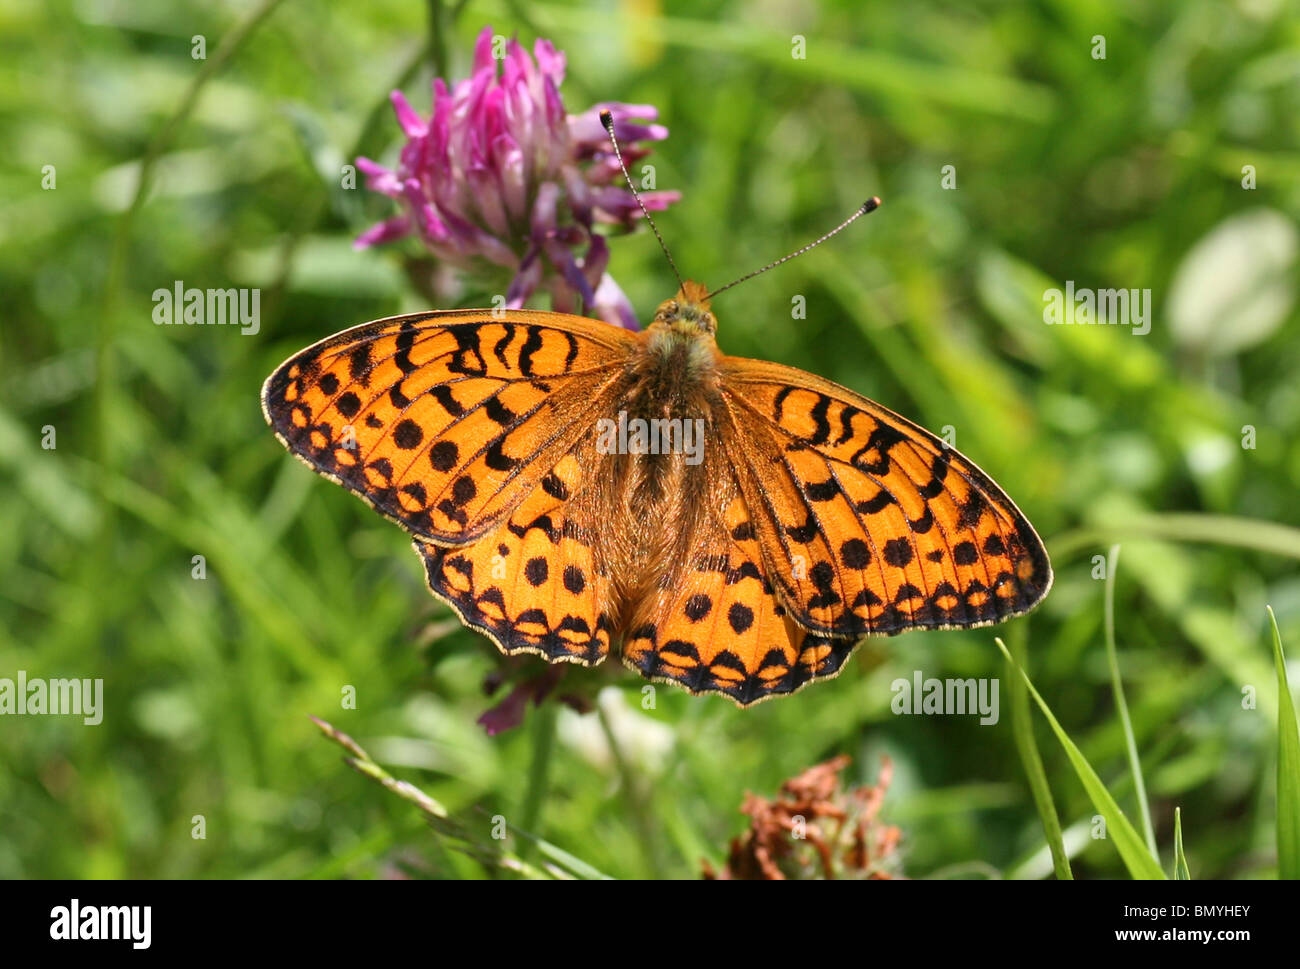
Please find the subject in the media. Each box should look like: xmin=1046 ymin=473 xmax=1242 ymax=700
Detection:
xmin=706 ymin=197 xmax=882 ymax=300
xmin=600 ymin=109 xmax=684 ymax=290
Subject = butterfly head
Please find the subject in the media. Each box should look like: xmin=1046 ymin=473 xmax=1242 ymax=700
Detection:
xmin=651 ymin=280 xmax=717 ymax=337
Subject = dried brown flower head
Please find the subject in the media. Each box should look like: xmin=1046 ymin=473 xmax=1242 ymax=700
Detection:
xmin=703 ymin=755 xmax=902 ymax=880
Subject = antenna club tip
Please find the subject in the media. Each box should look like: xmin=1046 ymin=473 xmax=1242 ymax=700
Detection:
xmin=599 ymin=108 xmax=615 ymax=131
xmin=864 ymin=196 xmax=882 ymax=212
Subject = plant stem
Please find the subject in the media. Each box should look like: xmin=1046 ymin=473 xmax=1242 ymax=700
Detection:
xmin=98 ymin=0 xmax=288 ymax=479
xmin=597 ymin=699 xmax=661 ymax=877
xmin=519 ymin=700 xmax=558 ymax=847
xmin=310 ymin=716 xmax=553 ymax=878
xmin=428 ymin=0 xmax=447 ymax=77
xmin=1104 ymin=545 xmax=1158 ymax=859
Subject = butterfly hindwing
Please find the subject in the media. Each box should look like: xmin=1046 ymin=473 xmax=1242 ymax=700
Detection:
xmin=718 ymin=358 xmax=1052 ymax=638
xmin=262 ymin=310 xmax=636 ymax=544
xmin=621 ymin=451 xmax=857 ymax=704
xmin=415 ymin=443 xmax=620 ymax=664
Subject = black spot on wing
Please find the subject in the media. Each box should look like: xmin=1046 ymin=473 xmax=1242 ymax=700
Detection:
xmin=518 ymin=326 xmax=544 ymax=377
xmin=851 ymin=422 xmax=907 ymax=475
xmin=484 ymin=395 xmax=516 ymax=425
xmin=492 ymin=324 xmax=517 ymax=369
xmin=772 ymin=385 xmax=795 ymax=422
xmin=856 ymin=490 xmax=896 ymax=515
xmin=336 ymin=392 xmax=361 ymax=418
xmin=807 ymin=395 xmax=832 ymax=445
xmin=429 ymin=440 xmax=458 ymax=471
xmin=389 ymin=381 xmax=412 ymax=409
xmin=394 ymin=321 xmax=419 ymax=374
xmin=785 ymin=515 xmax=819 ymax=544
xmin=430 ymin=385 xmax=463 ymax=417
xmin=806 ymin=478 xmax=839 ymax=502
xmin=907 ymin=507 xmax=935 ymax=534
xmin=541 ymin=472 xmax=569 ymax=500
xmin=446 ymin=326 xmax=487 ymax=376
xmin=348 ymin=343 xmax=373 ymax=384
xmin=485 ymin=436 xmax=519 ymax=471
xmin=835 ymin=405 xmax=860 ymax=445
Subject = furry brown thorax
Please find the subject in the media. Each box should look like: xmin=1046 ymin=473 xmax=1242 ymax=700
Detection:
xmin=649 ymin=280 xmax=717 ymax=335
xmin=641 ymin=280 xmax=722 ymax=390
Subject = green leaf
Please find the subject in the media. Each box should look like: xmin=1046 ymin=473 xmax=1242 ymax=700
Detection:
xmin=1268 ymin=606 xmax=1300 ymax=880
xmin=994 ymin=638 xmax=1167 ymax=880
xmin=1168 ymin=209 xmax=1297 ymax=355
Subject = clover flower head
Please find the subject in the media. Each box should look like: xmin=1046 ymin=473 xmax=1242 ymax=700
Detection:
xmin=356 ymin=26 xmax=680 ymax=330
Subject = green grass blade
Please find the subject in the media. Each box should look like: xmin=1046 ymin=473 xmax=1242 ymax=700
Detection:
xmin=1173 ymin=807 xmax=1190 ymax=879
xmin=1050 ymin=513 xmax=1300 ymax=562
xmin=506 ymin=823 xmax=616 ymax=880
xmin=1006 ymin=634 xmax=1073 ymax=879
xmin=994 ymin=639 xmax=1167 ymax=880
xmin=1268 ymin=606 xmax=1300 ymax=879
xmin=1103 ymin=545 xmax=1158 ymax=857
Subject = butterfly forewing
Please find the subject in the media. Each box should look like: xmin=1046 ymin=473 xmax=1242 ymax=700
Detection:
xmin=717 ymin=357 xmax=1052 ymax=639
xmin=262 ymin=310 xmax=636 ymax=545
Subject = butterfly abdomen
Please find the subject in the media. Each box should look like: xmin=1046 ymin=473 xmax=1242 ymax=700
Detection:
xmin=587 ymin=328 xmax=723 ymax=632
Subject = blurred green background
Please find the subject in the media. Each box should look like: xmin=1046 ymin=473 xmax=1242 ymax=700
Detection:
xmin=2 ymin=0 xmax=1299 ymax=880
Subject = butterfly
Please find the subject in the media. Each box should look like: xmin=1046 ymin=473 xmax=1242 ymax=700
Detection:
xmin=262 ymin=274 xmax=1052 ymax=706
xmin=263 ymin=113 xmax=1050 ymax=706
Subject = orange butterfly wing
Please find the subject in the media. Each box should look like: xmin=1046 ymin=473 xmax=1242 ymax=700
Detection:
xmin=262 ymin=310 xmax=635 ymax=545
xmin=413 ymin=445 xmax=618 ymax=666
xmin=716 ymin=357 xmax=1052 ymax=639
xmin=620 ymin=450 xmax=857 ymax=705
